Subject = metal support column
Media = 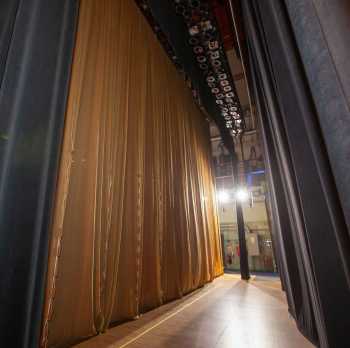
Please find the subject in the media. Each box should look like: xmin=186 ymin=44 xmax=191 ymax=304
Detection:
xmin=232 ymin=154 xmax=250 ymax=280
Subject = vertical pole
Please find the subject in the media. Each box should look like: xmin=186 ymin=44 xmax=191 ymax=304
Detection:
xmin=236 ymin=200 xmax=250 ymax=280
xmin=232 ymin=154 xmax=250 ymax=280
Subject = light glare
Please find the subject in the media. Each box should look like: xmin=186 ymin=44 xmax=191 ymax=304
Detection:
xmin=217 ymin=190 xmax=230 ymax=203
xmin=235 ymin=188 xmax=249 ymax=202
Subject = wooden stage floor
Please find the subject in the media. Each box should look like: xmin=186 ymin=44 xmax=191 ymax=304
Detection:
xmin=75 ymin=274 xmax=314 ymax=348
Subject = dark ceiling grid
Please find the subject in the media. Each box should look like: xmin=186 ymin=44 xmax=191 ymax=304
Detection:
xmin=174 ymin=0 xmax=244 ymax=136
xmin=135 ymin=0 xmax=246 ymax=153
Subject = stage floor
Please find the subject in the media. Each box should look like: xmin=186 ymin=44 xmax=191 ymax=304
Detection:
xmin=75 ymin=274 xmax=314 ymax=348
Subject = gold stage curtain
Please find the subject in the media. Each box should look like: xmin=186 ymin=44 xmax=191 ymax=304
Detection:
xmin=40 ymin=0 xmax=223 ymax=347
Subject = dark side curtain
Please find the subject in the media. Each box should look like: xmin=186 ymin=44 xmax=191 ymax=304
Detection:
xmin=0 ymin=1 xmax=19 ymax=83
xmin=249 ymin=51 xmax=317 ymax=344
xmin=0 ymin=1 xmax=79 ymax=347
xmin=241 ymin=1 xmax=350 ymax=347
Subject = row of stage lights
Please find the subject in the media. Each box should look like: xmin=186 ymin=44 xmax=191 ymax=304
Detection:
xmin=174 ymin=0 xmax=244 ymax=136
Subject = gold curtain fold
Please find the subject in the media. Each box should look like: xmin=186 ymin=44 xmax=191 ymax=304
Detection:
xmin=41 ymin=0 xmax=223 ymax=347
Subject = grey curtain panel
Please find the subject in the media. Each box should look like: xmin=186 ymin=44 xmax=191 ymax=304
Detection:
xmin=0 ymin=1 xmax=79 ymax=347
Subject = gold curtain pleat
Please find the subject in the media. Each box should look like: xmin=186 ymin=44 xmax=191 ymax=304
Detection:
xmin=41 ymin=0 xmax=223 ymax=347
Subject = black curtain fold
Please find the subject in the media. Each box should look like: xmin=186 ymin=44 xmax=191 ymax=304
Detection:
xmin=0 ymin=1 xmax=79 ymax=347
xmin=249 ymin=44 xmax=304 ymax=332
xmin=285 ymin=0 xmax=350 ymax=245
xmin=242 ymin=0 xmax=350 ymax=347
xmin=0 ymin=0 xmax=20 ymax=85
xmin=244 ymin=11 xmax=318 ymax=344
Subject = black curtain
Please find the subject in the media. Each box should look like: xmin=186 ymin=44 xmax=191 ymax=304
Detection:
xmin=242 ymin=1 xmax=350 ymax=347
xmin=249 ymin=50 xmax=317 ymax=344
xmin=0 ymin=0 xmax=20 ymax=83
xmin=285 ymin=0 xmax=350 ymax=245
xmin=0 ymin=1 xmax=79 ymax=347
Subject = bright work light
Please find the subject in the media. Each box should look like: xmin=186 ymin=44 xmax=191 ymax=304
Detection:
xmin=235 ymin=188 xmax=249 ymax=203
xmin=217 ymin=190 xmax=230 ymax=203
